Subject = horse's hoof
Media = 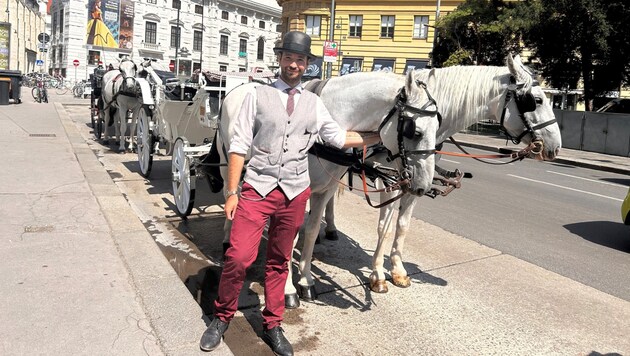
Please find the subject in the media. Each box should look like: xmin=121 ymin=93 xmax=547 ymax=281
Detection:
xmin=297 ymin=284 xmax=317 ymax=301
xmin=370 ymin=278 xmax=389 ymax=293
xmin=285 ymin=293 xmax=300 ymax=309
xmin=325 ymin=230 xmax=339 ymax=241
xmin=392 ymin=273 xmax=411 ymax=288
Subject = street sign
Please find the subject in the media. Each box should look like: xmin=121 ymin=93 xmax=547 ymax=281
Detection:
xmin=323 ymin=41 xmax=338 ymax=63
xmin=73 ymin=59 xmax=80 ymax=67
xmin=38 ymin=33 xmax=50 ymax=44
xmin=169 ymin=62 xmax=175 ymax=71
xmin=35 ymin=59 xmax=44 ymax=66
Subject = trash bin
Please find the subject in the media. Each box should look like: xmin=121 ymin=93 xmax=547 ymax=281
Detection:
xmin=0 ymin=70 xmax=22 ymax=104
xmin=0 ymin=78 xmax=10 ymax=105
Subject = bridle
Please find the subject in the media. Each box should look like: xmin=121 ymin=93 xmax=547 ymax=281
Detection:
xmin=498 ymin=77 xmax=557 ymax=152
xmin=377 ymin=80 xmax=440 ymax=181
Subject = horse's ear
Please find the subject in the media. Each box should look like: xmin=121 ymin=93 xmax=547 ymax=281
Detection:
xmin=507 ymin=53 xmax=531 ymax=86
xmin=427 ymin=68 xmax=436 ymax=90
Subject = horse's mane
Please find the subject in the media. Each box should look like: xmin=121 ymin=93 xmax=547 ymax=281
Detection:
xmin=415 ymin=65 xmax=514 ymax=131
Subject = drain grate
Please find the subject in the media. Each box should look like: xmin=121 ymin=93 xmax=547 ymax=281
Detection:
xmin=29 ymin=133 xmax=57 ymax=137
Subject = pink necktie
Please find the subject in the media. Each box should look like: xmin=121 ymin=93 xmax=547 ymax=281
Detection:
xmin=286 ymin=88 xmax=297 ymax=116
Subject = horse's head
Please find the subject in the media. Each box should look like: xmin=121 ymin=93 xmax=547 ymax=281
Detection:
xmin=494 ymin=54 xmax=562 ymax=161
xmin=119 ymin=58 xmax=140 ymax=95
xmin=378 ymin=69 xmax=439 ymax=196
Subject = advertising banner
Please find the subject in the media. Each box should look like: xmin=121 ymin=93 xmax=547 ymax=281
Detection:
xmin=86 ymin=0 xmax=134 ymax=50
xmin=323 ymin=41 xmax=338 ymax=63
xmin=0 ymin=23 xmax=10 ymax=70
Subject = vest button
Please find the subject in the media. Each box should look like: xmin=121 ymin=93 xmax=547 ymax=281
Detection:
xmin=279 ymin=178 xmax=283 ymax=182
xmin=288 ymin=121 xmax=291 ymax=124
xmin=281 ymin=164 xmax=285 ymax=167
xmin=284 ymin=148 xmax=288 ymax=152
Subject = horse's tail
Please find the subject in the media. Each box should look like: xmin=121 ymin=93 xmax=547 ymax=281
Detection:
xmin=202 ymin=130 xmax=224 ymax=193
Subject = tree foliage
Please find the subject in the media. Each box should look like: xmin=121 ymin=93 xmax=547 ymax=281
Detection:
xmin=432 ymin=0 xmax=521 ymax=66
xmin=433 ymin=0 xmax=630 ymax=111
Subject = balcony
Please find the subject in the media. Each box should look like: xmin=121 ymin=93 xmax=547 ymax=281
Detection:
xmin=140 ymin=41 xmax=164 ymax=53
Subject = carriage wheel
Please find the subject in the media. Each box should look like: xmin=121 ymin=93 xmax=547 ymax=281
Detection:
xmin=136 ymin=109 xmax=154 ymax=178
xmin=172 ymin=137 xmax=196 ymax=217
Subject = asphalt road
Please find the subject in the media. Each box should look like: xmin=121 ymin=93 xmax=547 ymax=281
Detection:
xmin=409 ymin=142 xmax=630 ymax=301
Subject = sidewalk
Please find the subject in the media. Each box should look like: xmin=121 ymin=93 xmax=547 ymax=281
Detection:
xmin=0 ymin=89 xmax=232 ymax=355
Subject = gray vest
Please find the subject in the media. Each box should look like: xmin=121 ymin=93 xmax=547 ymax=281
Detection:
xmin=243 ymin=84 xmax=318 ymax=200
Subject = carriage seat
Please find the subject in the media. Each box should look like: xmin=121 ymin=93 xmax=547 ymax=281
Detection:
xmin=153 ymin=69 xmax=198 ymax=101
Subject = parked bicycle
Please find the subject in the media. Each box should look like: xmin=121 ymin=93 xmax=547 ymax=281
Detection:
xmin=71 ymin=80 xmax=88 ymax=98
xmin=55 ymin=77 xmax=72 ymax=95
xmin=31 ymin=74 xmax=49 ymax=103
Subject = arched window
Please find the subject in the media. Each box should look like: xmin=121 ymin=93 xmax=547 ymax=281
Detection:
xmin=257 ymin=37 xmax=265 ymax=60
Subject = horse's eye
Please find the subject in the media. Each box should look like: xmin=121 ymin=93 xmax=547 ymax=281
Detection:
xmin=535 ymin=97 xmax=543 ymax=104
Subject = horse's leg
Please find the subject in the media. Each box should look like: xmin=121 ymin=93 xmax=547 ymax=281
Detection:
xmin=370 ymin=191 xmax=397 ymax=293
xmin=390 ymin=193 xmax=417 ymax=288
xmin=323 ymin=193 xmax=339 ymax=241
xmin=297 ymin=188 xmax=335 ymax=301
xmin=118 ymin=105 xmax=127 ymax=152
xmin=128 ymin=104 xmax=140 ymax=152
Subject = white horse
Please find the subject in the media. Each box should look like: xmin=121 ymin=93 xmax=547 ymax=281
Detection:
xmin=212 ymin=70 xmax=440 ymax=307
xmin=321 ymin=54 xmax=563 ymax=295
xmin=101 ymin=58 xmax=142 ymax=152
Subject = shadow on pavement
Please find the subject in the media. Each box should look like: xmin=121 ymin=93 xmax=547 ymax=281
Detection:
xmin=564 ymin=221 xmax=630 ymax=253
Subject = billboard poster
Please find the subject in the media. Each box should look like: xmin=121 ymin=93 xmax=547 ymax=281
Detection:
xmin=86 ymin=0 xmax=133 ymax=50
xmin=118 ymin=0 xmax=134 ymax=50
xmin=0 ymin=23 xmax=10 ymax=70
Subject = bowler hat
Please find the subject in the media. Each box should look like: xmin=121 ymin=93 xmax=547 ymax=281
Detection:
xmin=273 ymin=31 xmax=318 ymax=60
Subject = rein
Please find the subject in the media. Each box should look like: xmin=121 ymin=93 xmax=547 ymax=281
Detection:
xmin=436 ymin=136 xmax=535 ymax=165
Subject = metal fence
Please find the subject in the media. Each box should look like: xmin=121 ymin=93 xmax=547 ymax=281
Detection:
xmin=554 ymin=109 xmax=630 ymax=157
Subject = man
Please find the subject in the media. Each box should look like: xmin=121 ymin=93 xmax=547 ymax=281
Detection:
xmin=200 ymin=31 xmax=380 ymax=355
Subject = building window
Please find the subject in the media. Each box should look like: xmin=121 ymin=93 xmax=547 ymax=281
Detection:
xmin=259 ymin=20 xmax=265 ymax=29
xmin=172 ymin=0 xmax=181 ymax=9
xmin=239 ymin=67 xmax=246 ymax=72
xmin=413 ymin=16 xmax=429 ymax=39
xmin=59 ymin=12 xmax=64 ymax=34
xmin=193 ymin=30 xmax=203 ymax=51
xmin=220 ymin=35 xmax=228 ymax=55
xmin=349 ymin=15 xmax=362 ymax=37
xmin=305 ymin=15 xmax=321 ymax=36
xmin=241 ymin=16 xmax=247 ymax=25
xmin=257 ymin=38 xmax=264 ymax=60
xmin=145 ymin=22 xmax=157 ymax=44
xmin=195 ymin=5 xmax=203 ymax=14
xmin=239 ymin=38 xmax=247 ymax=56
xmin=219 ymin=64 xmax=227 ymax=71
xmin=88 ymin=50 xmax=101 ymax=65
xmin=171 ymin=26 xmax=181 ymax=48
xmin=147 ymin=0 xmax=156 ymax=4
xmin=380 ymin=15 xmax=395 ymax=38
xmin=221 ymin=11 xmax=229 ymax=20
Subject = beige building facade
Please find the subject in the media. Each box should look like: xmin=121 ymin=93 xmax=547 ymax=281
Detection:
xmin=0 ymin=0 xmax=47 ymax=73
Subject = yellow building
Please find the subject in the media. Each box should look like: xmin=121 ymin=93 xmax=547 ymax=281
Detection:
xmin=277 ymin=0 xmax=462 ymax=78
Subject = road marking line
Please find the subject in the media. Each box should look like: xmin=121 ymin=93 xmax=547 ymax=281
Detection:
xmin=547 ymin=170 xmax=628 ymax=188
xmin=507 ymin=174 xmax=624 ymax=202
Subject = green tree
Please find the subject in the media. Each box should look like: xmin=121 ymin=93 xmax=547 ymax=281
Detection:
xmin=432 ymin=0 xmax=521 ymax=67
xmin=519 ymin=0 xmax=611 ymax=110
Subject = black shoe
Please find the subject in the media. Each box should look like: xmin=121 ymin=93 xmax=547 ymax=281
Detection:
xmin=262 ymin=326 xmax=293 ymax=356
xmin=200 ymin=317 xmax=229 ymax=352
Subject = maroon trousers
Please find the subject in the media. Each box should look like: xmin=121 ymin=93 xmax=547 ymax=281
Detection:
xmin=213 ymin=182 xmax=310 ymax=329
